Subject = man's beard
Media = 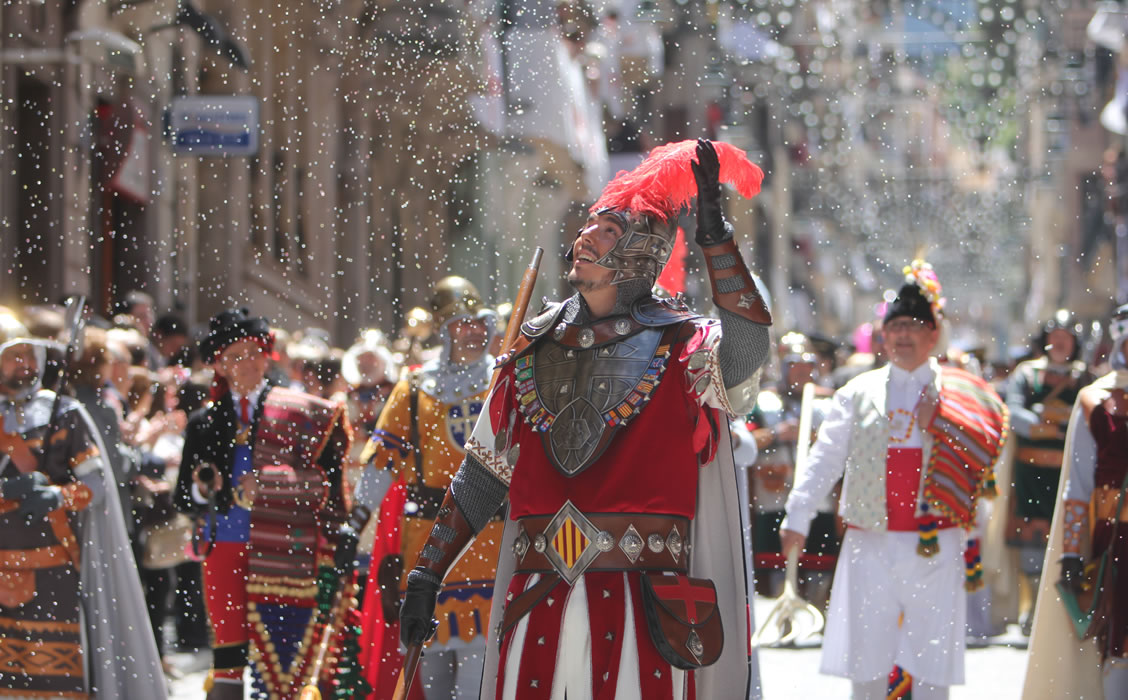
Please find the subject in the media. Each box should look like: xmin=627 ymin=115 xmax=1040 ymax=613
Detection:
xmin=2 ymin=371 xmax=36 ymax=395
xmin=567 ymin=271 xmax=611 ymax=293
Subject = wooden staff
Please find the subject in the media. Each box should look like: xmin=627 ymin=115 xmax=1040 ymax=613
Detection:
xmin=393 ymin=246 xmax=544 ymax=700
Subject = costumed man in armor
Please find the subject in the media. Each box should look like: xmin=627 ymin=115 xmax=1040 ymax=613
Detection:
xmin=781 ymin=261 xmax=1007 ymax=700
xmin=1003 ymin=309 xmax=1092 ymax=633
xmin=747 ymin=332 xmax=838 ymax=609
xmin=1024 ymin=303 xmax=1128 ymax=700
xmin=398 ymin=139 xmax=772 ymax=699
xmin=175 ymin=309 xmax=352 ymax=700
xmin=0 ymin=337 xmax=166 ymax=698
xmin=355 ymin=277 xmax=501 ymax=699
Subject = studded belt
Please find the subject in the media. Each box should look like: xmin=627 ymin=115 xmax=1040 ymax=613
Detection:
xmin=511 ymin=501 xmax=689 ymax=585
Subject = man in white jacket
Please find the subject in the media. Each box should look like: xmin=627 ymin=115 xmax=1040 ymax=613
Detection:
xmin=780 ymin=262 xmax=1007 ymax=700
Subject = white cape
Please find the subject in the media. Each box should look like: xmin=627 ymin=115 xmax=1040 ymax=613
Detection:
xmin=1020 ymin=372 xmax=1128 ymax=700
xmin=70 ymin=398 xmax=168 ymax=699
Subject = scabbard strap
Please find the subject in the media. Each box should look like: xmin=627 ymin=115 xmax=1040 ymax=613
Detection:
xmin=498 ymin=573 xmax=560 ymax=640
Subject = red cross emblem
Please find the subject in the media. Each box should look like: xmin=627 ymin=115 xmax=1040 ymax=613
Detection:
xmin=651 ymin=575 xmax=716 ymax=624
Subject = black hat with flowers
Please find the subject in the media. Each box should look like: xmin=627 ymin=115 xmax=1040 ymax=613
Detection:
xmin=884 ymin=260 xmax=944 ymax=328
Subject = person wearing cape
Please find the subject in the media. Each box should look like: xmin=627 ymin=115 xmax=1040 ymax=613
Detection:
xmin=1023 ymin=303 xmax=1128 ymax=700
xmin=396 ymin=139 xmax=771 ymax=700
xmin=781 ymin=261 xmax=1008 ymax=700
xmin=0 ymin=337 xmax=167 ymax=699
xmin=354 ymin=277 xmax=502 ymax=699
xmin=1000 ymin=310 xmax=1092 ymax=634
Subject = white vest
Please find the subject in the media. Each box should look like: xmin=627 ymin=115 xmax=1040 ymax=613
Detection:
xmin=838 ymin=364 xmax=938 ymax=531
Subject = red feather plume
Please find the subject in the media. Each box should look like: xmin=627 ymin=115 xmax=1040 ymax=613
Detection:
xmin=591 ymin=140 xmax=764 ymax=220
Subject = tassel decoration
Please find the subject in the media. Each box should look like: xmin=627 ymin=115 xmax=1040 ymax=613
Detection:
xmin=887 ymin=665 xmax=913 ymax=699
xmin=964 ymin=538 xmax=985 ymax=592
xmin=916 ymin=503 xmax=940 ymax=557
xmin=982 ymin=466 xmax=998 ymax=499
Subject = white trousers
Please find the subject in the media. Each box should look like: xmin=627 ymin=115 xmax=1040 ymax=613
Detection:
xmin=821 ymin=528 xmax=966 ymax=686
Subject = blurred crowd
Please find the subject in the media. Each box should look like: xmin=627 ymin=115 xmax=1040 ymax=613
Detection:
xmin=0 ymin=286 xmax=1115 ymax=684
xmin=0 ymin=289 xmax=478 ymax=680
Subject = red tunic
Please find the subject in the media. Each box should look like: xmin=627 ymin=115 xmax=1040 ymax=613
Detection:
xmin=472 ymin=321 xmax=729 ymax=700
xmin=507 ymin=348 xmax=703 ymax=519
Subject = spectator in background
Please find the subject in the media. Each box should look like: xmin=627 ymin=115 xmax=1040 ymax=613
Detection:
xmin=342 ymin=330 xmax=399 ymax=443
xmin=311 ymin=352 xmax=348 ymax=402
xmin=100 ymin=332 xmax=132 ymax=419
xmin=152 ymin=314 xmax=195 ymax=368
xmin=22 ymin=304 xmax=63 ymax=340
xmin=122 ymin=367 xmax=190 ymax=676
xmin=287 ymin=327 xmax=333 ymax=393
xmin=171 ymin=376 xmax=211 ymax=652
xmin=71 ymin=327 xmax=135 ymax=534
xmin=266 ymin=327 xmax=296 ymax=388
xmin=118 ymin=290 xmax=155 ymax=338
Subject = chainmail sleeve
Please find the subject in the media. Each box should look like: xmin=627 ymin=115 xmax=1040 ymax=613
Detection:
xmin=450 ymin=453 xmax=510 ymax=533
xmin=717 ymin=308 xmax=771 ymax=389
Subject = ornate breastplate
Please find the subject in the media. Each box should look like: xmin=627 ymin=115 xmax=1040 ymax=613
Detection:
xmin=514 ymin=324 xmax=677 ymax=477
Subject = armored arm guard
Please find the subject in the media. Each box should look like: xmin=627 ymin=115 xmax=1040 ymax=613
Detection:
xmin=407 ymin=454 xmax=509 ymax=586
xmin=401 ymin=454 xmax=508 ymax=645
xmin=701 ymin=239 xmax=773 ymax=388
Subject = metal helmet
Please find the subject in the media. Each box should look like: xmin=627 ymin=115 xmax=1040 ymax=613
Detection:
xmin=430 ymin=276 xmax=486 ymax=329
xmin=575 ymin=140 xmax=763 ymax=288
xmin=1040 ymin=308 xmax=1083 ymax=361
xmin=565 ymin=209 xmax=676 ymax=286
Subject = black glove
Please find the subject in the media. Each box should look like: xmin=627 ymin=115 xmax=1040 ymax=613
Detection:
xmin=334 ymin=523 xmax=360 ymax=578
xmin=1 ymin=471 xmax=48 ymax=501
xmin=690 ymin=139 xmax=732 ymax=247
xmin=19 ymin=486 xmax=62 ymax=519
xmin=399 ymin=568 xmax=440 ymax=647
xmin=1060 ymin=556 xmax=1085 ymax=596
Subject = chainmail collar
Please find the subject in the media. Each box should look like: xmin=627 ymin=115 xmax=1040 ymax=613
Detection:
xmin=417 ymin=351 xmax=494 ymax=404
xmin=563 ymin=279 xmax=652 ymax=327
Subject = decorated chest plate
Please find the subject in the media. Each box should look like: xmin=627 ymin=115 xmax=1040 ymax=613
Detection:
xmin=515 ymin=326 xmax=675 ymax=477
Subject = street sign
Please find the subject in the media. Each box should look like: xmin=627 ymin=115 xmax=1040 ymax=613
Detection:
xmin=169 ymin=95 xmax=259 ymax=156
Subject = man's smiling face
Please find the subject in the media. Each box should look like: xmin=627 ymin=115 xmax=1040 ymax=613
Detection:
xmin=567 ymin=213 xmax=624 ymax=292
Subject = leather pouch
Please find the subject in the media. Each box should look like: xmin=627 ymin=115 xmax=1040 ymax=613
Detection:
xmin=639 ymin=572 xmax=723 ymax=669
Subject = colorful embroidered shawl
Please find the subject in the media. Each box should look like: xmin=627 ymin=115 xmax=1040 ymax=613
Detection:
xmin=922 ymin=367 xmax=1008 ymax=528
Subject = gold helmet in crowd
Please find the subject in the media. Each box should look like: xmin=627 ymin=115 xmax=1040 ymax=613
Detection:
xmin=430 ymin=276 xmax=487 ymax=329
